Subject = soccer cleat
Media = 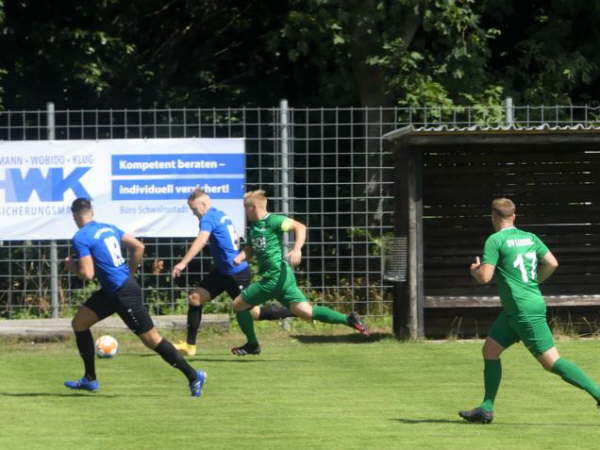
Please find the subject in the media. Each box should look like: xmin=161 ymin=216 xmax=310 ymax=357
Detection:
xmin=174 ymin=341 xmax=197 ymax=357
xmin=347 ymin=312 xmax=370 ymax=336
xmin=458 ymin=407 xmax=494 ymax=424
xmin=189 ymin=370 xmax=207 ymax=397
xmin=231 ymin=342 xmax=261 ymax=356
xmin=64 ymin=377 xmax=99 ymax=392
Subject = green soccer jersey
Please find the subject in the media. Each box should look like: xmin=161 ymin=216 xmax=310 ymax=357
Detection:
xmin=247 ymin=213 xmax=289 ymax=278
xmin=482 ymin=227 xmax=550 ymax=314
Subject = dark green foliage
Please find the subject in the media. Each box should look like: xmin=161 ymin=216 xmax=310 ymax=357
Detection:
xmin=2 ymin=1 xmax=600 ymax=109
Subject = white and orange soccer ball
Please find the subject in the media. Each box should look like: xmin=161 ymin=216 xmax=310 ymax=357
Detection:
xmin=95 ymin=335 xmax=118 ymax=358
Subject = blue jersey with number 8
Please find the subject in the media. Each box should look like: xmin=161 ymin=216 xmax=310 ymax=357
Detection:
xmin=72 ymin=221 xmax=129 ymax=293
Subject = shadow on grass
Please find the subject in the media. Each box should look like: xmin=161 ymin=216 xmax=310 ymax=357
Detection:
xmin=136 ymin=353 xmax=307 ymax=363
xmin=0 ymin=391 xmax=119 ymax=398
xmin=394 ymin=418 xmax=465 ymax=425
xmin=394 ymin=418 xmax=600 ymax=427
xmin=188 ymin=357 xmax=308 ymax=363
xmin=290 ymin=332 xmax=390 ymax=344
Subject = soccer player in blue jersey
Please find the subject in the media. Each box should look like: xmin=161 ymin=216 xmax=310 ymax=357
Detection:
xmin=171 ymin=188 xmax=292 ymax=356
xmin=63 ymin=198 xmax=206 ymax=397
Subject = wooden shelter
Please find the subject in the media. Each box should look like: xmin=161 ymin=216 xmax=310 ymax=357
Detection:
xmin=383 ymin=124 xmax=600 ymax=339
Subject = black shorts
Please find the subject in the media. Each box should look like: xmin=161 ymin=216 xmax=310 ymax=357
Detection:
xmin=197 ymin=267 xmax=251 ymax=299
xmin=84 ymin=277 xmax=154 ymax=335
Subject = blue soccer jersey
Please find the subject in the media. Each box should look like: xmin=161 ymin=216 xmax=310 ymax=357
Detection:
xmin=199 ymin=207 xmax=248 ymax=275
xmin=71 ymin=221 xmax=129 ymax=293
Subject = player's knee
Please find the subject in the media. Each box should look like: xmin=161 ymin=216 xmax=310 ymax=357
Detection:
xmin=481 ymin=345 xmax=499 ymax=359
xmin=188 ymin=291 xmax=202 ymax=306
xmin=542 ymin=362 xmax=554 ymax=372
xmin=250 ymin=306 xmax=260 ymax=320
xmin=290 ymin=304 xmax=311 ymax=321
xmin=139 ymin=328 xmax=161 ymax=349
xmin=71 ymin=316 xmax=89 ymax=332
xmin=232 ymin=298 xmax=246 ymax=312
xmin=71 ymin=317 xmax=81 ymax=331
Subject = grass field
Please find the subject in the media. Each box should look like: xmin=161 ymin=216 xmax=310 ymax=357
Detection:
xmin=1 ymin=320 xmax=600 ymax=450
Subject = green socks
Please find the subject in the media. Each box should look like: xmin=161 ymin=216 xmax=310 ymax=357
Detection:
xmin=552 ymin=358 xmax=600 ymax=400
xmin=312 ymin=305 xmax=349 ymax=325
xmin=480 ymin=359 xmax=502 ymax=412
xmin=235 ymin=309 xmax=258 ymax=345
xmin=477 ymin=357 xmax=600 ymax=413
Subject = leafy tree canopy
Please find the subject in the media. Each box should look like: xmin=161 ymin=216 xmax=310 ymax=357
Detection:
xmin=0 ymin=0 xmax=599 ymax=109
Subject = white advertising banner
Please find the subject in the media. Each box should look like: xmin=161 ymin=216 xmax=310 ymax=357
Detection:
xmin=0 ymin=138 xmax=245 ymax=240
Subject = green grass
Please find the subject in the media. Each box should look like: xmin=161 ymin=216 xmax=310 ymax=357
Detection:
xmin=1 ymin=321 xmax=600 ymax=449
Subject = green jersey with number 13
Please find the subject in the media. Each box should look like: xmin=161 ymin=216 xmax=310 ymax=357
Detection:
xmin=482 ymin=227 xmax=550 ymax=314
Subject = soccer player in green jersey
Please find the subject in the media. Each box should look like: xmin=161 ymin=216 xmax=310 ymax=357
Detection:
xmin=229 ymin=190 xmax=369 ymax=355
xmin=459 ymin=198 xmax=600 ymax=423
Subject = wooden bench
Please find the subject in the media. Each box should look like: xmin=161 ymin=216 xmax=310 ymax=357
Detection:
xmin=425 ymin=295 xmax=600 ymax=308
xmin=0 ymin=314 xmax=230 ymax=338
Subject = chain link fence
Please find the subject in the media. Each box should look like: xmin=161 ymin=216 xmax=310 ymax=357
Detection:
xmin=1 ymin=102 xmax=597 ymax=319
xmin=0 ymin=104 xmax=399 ymax=318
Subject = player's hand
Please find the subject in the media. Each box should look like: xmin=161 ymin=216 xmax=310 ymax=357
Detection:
xmin=287 ymin=249 xmax=302 ymax=267
xmin=64 ymin=256 xmax=78 ymax=273
xmin=172 ymin=262 xmax=186 ymax=278
xmin=470 ymin=256 xmax=481 ymax=272
xmin=233 ymin=254 xmax=244 ymax=266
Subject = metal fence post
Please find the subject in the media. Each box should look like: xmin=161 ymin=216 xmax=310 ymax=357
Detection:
xmin=280 ymin=99 xmax=291 ymax=250
xmin=505 ymin=97 xmax=514 ymax=127
xmin=47 ymin=102 xmax=60 ymax=318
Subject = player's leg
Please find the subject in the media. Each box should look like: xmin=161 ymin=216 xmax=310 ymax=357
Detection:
xmin=186 ymin=288 xmax=210 ymax=344
xmin=176 ymin=269 xmax=229 ymax=355
xmin=524 ymin=316 xmax=600 ymax=406
xmin=116 ymin=278 xmax=207 ymax=396
xmin=174 ymin=287 xmax=211 ymax=356
xmin=64 ymin=291 xmax=111 ymax=391
xmin=548 ymin=351 xmax=600 ymax=406
xmin=290 ymin=301 xmax=368 ymax=335
xmin=459 ymin=312 xmax=516 ymax=423
xmin=253 ymin=302 xmax=295 ymax=321
xmin=231 ymin=275 xmax=274 ymax=355
xmin=226 ymin=267 xmax=294 ymax=322
xmin=231 ymin=293 xmax=262 ymax=355
xmin=138 ymin=327 xmax=206 ymax=397
xmin=282 ymin=266 xmax=368 ymax=335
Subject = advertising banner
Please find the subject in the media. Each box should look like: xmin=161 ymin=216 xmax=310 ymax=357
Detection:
xmin=0 ymin=138 xmax=245 ymax=240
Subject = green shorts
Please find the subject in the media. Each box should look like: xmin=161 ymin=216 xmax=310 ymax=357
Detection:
xmin=241 ymin=263 xmax=307 ymax=307
xmin=488 ymin=310 xmax=555 ymax=357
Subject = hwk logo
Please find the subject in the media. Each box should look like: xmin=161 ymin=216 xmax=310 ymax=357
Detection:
xmin=0 ymin=167 xmax=91 ymax=202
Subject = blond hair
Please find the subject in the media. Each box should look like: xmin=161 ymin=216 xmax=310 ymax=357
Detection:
xmin=188 ymin=188 xmax=208 ymax=202
xmin=244 ymin=190 xmax=268 ymax=207
xmin=491 ymin=198 xmax=516 ymax=218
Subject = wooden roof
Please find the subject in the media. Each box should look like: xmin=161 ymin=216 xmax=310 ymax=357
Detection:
xmin=383 ymin=124 xmax=600 ymax=147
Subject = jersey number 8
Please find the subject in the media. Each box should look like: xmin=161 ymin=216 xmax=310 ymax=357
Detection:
xmin=104 ymin=236 xmax=125 ymax=267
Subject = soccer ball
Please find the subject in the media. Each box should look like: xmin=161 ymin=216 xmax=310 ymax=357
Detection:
xmin=95 ymin=335 xmax=118 ymax=358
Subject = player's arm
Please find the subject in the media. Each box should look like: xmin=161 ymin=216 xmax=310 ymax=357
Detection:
xmin=537 ymin=251 xmax=558 ymax=283
xmin=233 ymin=245 xmax=253 ymax=265
xmin=172 ymin=231 xmax=210 ymax=277
xmin=122 ymin=233 xmax=145 ymax=276
xmin=65 ymin=255 xmax=95 ymax=281
xmin=469 ymin=256 xmax=495 ymax=284
xmin=283 ymin=218 xmax=306 ymax=267
xmin=65 ymin=237 xmax=95 ymax=281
